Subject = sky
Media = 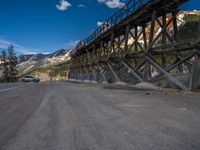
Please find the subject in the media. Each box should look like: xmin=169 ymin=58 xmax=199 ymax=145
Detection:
xmin=0 ymin=0 xmax=199 ymax=55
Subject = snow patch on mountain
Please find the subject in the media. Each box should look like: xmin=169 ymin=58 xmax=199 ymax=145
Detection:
xmin=17 ymin=49 xmax=71 ymax=75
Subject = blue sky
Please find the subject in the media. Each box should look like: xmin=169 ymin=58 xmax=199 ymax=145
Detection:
xmin=0 ymin=0 xmax=199 ymax=55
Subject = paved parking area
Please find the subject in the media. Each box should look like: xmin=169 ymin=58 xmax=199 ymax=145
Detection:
xmin=0 ymin=81 xmax=200 ymax=150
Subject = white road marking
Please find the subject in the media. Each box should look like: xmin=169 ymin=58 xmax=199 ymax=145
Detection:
xmin=0 ymin=84 xmax=32 ymax=93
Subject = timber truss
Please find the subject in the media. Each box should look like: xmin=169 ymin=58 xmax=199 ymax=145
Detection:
xmin=69 ymin=0 xmax=200 ymax=91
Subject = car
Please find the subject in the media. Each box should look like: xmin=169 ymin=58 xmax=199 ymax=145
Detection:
xmin=21 ymin=75 xmax=40 ymax=83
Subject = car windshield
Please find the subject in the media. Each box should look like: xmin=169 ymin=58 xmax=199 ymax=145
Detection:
xmin=25 ymin=76 xmax=34 ymax=78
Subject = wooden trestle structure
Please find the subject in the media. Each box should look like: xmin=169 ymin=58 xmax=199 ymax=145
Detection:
xmin=69 ymin=0 xmax=200 ymax=91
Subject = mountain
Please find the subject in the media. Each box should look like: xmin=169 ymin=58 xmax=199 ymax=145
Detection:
xmin=18 ymin=54 xmax=34 ymax=63
xmin=17 ymin=49 xmax=71 ymax=75
xmin=18 ymin=53 xmax=48 ymax=63
xmin=18 ymin=49 xmax=72 ymax=63
xmin=48 ymin=49 xmax=69 ymax=58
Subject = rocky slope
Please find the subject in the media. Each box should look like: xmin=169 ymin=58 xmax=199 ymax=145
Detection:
xmin=27 ymin=61 xmax=70 ymax=81
xmin=17 ymin=49 xmax=71 ymax=75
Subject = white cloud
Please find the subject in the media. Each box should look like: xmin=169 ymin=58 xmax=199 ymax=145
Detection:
xmin=97 ymin=21 xmax=105 ymax=27
xmin=0 ymin=38 xmax=45 ymax=55
xmin=78 ymin=4 xmax=86 ymax=8
xmin=97 ymin=0 xmax=125 ymax=8
xmin=56 ymin=0 xmax=71 ymax=11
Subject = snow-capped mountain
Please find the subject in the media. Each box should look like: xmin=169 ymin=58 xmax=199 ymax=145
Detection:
xmin=18 ymin=53 xmax=48 ymax=63
xmin=17 ymin=49 xmax=71 ymax=75
xmin=48 ymin=49 xmax=69 ymax=58
xmin=18 ymin=49 xmax=71 ymax=63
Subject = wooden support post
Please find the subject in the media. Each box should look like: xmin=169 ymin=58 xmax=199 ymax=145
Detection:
xmin=75 ymin=58 xmax=79 ymax=80
xmin=198 ymin=14 xmax=200 ymax=46
xmin=117 ymin=36 xmax=120 ymax=56
xmin=84 ymin=67 xmax=90 ymax=80
xmin=190 ymin=55 xmax=200 ymax=91
xmin=91 ymin=67 xmax=97 ymax=81
xmin=121 ymin=61 xmax=143 ymax=82
xmin=106 ymin=42 xmax=109 ymax=57
xmin=102 ymin=42 xmax=106 ymax=57
xmin=149 ymin=11 xmax=156 ymax=46
xmin=199 ymin=14 xmax=200 ymax=36
xmin=144 ymin=11 xmax=156 ymax=81
xmin=162 ymin=13 xmax=167 ymax=68
xmin=91 ymin=47 xmax=94 ymax=63
xmin=78 ymin=66 xmax=81 ymax=80
xmin=78 ymin=65 xmax=82 ymax=80
xmin=100 ymin=41 xmax=103 ymax=59
xmin=111 ymin=32 xmax=115 ymax=56
xmin=144 ymin=63 xmax=150 ymax=81
xmin=77 ymin=66 xmax=79 ymax=79
xmin=74 ymin=67 xmax=77 ymax=79
xmin=124 ymin=25 xmax=130 ymax=56
xmin=107 ymin=63 xmax=120 ymax=82
xmin=135 ymin=26 xmax=138 ymax=53
xmin=142 ymin=25 xmax=147 ymax=50
xmin=172 ymin=11 xmax=178 ymax=42
xmin=93 ymin=45 xmax=97 ymax=62
xmin=173 ymin=11 xmax=183 ymax=73
xmin=79 ymin=57 xmax=83 ymax=80
xmin=70 ymin=67 xmax=74 ymax=79
xmin=97 ymin=65 xmax=107 ymax=81
xmin=134 ymin=26 xmax=138 ymax=65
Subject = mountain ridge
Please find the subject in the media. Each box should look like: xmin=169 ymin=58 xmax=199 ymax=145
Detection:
xmin=17 ymin=49 xmax=71 ymax=75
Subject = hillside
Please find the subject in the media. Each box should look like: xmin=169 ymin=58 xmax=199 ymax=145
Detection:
xmin=17 ymin=49 xmax=71 ymax=75
xmin=26 ymin=61 xmax=71 ymax=81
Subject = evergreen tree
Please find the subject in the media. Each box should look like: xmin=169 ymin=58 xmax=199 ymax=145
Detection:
xmin=8 ymin=45 xmax=18 ymax=82
xmin=1 ymin=45 xmax=18 ymax=82
xmin=1 ymin=50 xmax=9 ymax=82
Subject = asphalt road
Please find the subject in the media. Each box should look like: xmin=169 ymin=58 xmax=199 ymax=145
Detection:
xmin=0 ymin=83 xmax=31 ymax=92
xmin=0 ymin=81 xmax=200 ymax=150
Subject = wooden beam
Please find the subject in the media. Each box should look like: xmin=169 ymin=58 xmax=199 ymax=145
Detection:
xmin=145 ymin=54 xmax=188 ymax=90
xmin=149 ymin=10 xmax=156 ymax=45
xmin=124 ymin=25 xmax=130 ymax=55
xmin=121 ymin=61 xmax=143 ymax=82
xmin=97 ymin=65 xmax=107 ymax=81
xmin=107 ymin=63 xmax=120 ymax=82
xmin=190 ymin=55 xmax=200 ymax=91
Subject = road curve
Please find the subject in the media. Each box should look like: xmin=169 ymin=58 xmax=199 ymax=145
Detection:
xmin=0 ymin=81 xmax=200 ymax=150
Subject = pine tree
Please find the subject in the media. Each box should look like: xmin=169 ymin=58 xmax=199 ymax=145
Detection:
xmin=1 ymin=45 xmax=18 ymax=82
xmin=7 ymin=45 xmax=18 ymax=82
xmin=1 ymin=50 xmax=9 ymax=82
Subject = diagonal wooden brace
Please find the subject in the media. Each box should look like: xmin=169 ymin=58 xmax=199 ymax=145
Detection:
xmin=145 ymin=54 xmax=188 ymax=90
xmin=121 ymin=61 xmax=143 ymax=82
